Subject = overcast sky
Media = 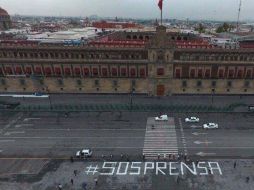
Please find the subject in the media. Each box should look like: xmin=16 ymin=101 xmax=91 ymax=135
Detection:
xmin=0 ymin=0 xmax=253 ymax=21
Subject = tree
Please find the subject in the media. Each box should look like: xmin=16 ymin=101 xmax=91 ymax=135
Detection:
xmin=216 ymin=22 xmax=235 ymax=33
xmin=195 ymin=23 xmax=206 ymax=34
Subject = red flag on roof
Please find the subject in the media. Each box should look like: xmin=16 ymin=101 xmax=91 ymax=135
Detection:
xmin=158 ymin=0 xmax=163 ymax=10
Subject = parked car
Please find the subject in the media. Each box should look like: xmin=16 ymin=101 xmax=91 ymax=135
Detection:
xmin=203 ymin=123 xmax=218 ymax=129
xmin=155 ymin=115 xmax=168 ymax=121
xmin=185 ymin=117 xmax=200 ymax=123
xmin=76 ymin=149 xmax=92 ymax=158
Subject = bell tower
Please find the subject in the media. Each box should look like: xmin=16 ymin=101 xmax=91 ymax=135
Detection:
xmin=147 ymin=26 xmax=174 ymax=96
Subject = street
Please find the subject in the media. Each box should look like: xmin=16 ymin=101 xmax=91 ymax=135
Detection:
xmin=0 ymin=111 xmax=254 ymax=159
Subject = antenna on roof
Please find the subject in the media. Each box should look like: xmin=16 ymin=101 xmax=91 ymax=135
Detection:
xmin=236 ymin=0 xmax=242 ymax=32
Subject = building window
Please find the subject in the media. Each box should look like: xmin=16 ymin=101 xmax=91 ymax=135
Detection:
xmin=237 ymin=69 xmax=244 ymax=78
xmin=121 ymin=68 xmax=127 ymax=77
xmin=227 ymin=81 xmax=232 ymax=87
xmin=0 ymin=68 xmax=3 ymax=76
xmin=139 ymin=68 xmax=146 ymax=78
xmin=197 ymin=80 xmax=202 ymax=87
xmin=92 ymin=68 xmax=99 ymax=77
xmin=244 ymin=81 xmax=250 ymax=88
xmin=246 ymin=69 xmax=252 ymax=78
xmin=15 ymin=67 xmax=22 ymax=75
xmin=64 ymin=68 xmax=71 ymax=76
xmin=130 ymin=68 xmax=136 ymax=77
xmin=132 ymin=80 xmax=136 ymax=87
xmin=44 ymin=67 xmax=52 ymax=76
xmin=228 ymin=68 xmax=235 ymax=78
xmin=5 ymin=67 xmax=13 ymax=75
xmin=95 ymin=80 xmax=99 ymax=86
xmin=175 ymin=68 xmax=181 ymax=78
xmin=190 ymin=69 xmax=196 ymax=78
xmin=25 ymin=67 xmax=32 ymax=75
xmin=182 ymin=81 xmax=187 ymax=87
xmin=111 ymin=68 xmax=118 ymax=77
xmin=205 ymin=69 xmax=211 ymax=78
xmin=57 ymin=79 xmax=63 ymax=86
xmin=1 ymin=79 xmax=6 ymax=85
xmin=76 ymin=80 xmax=82 ymax=86
xmin=20 ymin=79 xmax=25 ymax=85
xmin=113 ymin=80 xmax=118 ymax=86
xmin=218 ymin=69 xmax=224 ymax=78
xmin=74 ymin=68 xmax=81 ymax=76
xmin=102 ymin=68 xmax=108 ymax=77
xmin=197 ymin=69 xmax=203 ymax=78
xmin=211 ymin=81 xmax=216 ymax=87
xmin=55 ymin=67 xmax=61 ymax=76
xmin=83 ymin=68 xmax=90 ymax=77
xmin=39 ymin=79 xmax=44 ymax=85
xmin=157 ymin=68 xmax=164 ymax=76
xmin=35 ymin=67 xmax=42 ymax=75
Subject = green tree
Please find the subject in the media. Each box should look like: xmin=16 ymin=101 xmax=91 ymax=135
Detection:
xmin=195 ymin=23 xmax=206 ymax=33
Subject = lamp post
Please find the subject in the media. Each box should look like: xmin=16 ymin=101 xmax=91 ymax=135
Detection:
xmin=130 ymin=89 xmax=133 ymax=110
xmin=46 ymin=86 xmax=52 ymax=110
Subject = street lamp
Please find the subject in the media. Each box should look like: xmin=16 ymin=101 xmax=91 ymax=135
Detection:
xmin=46 ymin=86 xmax=52 ymax=110
xmin=130 ymin=89 xmax=134 ymax=110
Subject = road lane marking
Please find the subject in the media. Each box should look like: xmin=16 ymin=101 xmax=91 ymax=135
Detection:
xmin=0 ymin=113 xmax=23 ymax=134
xmin=196 ymin=152 xmax=216 ymax=156
xmin=192 ymin=132 xmax=208 ymax=136
xmin=4 ymin=131 xmax=25 ymax=136
xmin=15 ymin=124 xmax=34 ymax=128
xmin=0 ymin=140 xmax=16 ymax=142
xmin=12 ymin=128 xmax=146 ymax=131
xmin=194 ymin=140 xmax=212 ymax=145
xmin=23 ymin=118 xmax=41 ymax=122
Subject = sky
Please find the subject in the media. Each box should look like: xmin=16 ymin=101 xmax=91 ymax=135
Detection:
xmin=0 ymin=0 xmax=253 ymax=21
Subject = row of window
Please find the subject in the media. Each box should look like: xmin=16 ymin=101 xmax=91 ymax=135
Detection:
xmin=174 ymin=67 xmax=254 ymax=79
xmin=182 ymin=80 xmax=251 ymax=88
xmin=0 ymin=65 xmax=147 ymax=78
xmin=0 ymin=51 xmax=147 ymax=60
xmin=177 ymin=53 xmax=254 ymax=62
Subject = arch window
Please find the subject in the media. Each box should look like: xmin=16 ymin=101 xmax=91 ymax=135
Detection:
xmin=83 ymin=68 xmax=90 ymax=77
xmin=64 ymin=68 xmax=71 ymax=76
xmin=111 ymin=68 xmax=118 ymax=77
xmin=44 ymin=67 xmax=52 ymax=76
xmin=74 ymin=68 xmax=81 ymax=75
xmin=121 ymin=68 xmax=127 ymax=77
xmin=35 ymin=67 xmax=42 ymax=75
xmin=130 ymin=68 xmax=136 ymax=77
xmin=54 ymin=67 xmax=62 ymax=76
xmin=101 ymin=68 xmax=108 ymax=77
xmin=139 ymin=68 xmax=146 ymax=78
xmin=190 ymin=69 xmax=196 ymax=78
xmin=92 ymin=68 xmax=99 ymax=76
xmin=15 ymin=67 xmax=22 ymax=75
xmin=25 ymin=67 xmax=32 ymax=75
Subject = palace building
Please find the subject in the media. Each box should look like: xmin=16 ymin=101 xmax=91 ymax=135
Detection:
xmin=0 ymin=25 xmax=254 ymax=96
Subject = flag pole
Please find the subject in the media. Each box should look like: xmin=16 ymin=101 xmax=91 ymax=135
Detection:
xmin=161 ymin=6 xmax=162 ymax=25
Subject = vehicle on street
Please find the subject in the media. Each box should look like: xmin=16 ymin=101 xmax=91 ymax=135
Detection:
xmin=203 ymin=123 xmax=218 ymax=129
xmin=76 ymin=149 xmax=92 ymax=158
xmin=155 ymin=115 xmax=168 ymax=121
xmin=185 ymin=117 xmax=200 ymax=123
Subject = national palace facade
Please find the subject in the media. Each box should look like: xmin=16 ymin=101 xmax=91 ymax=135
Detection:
xmin=0 ymin=26 xmax=254 ymax=96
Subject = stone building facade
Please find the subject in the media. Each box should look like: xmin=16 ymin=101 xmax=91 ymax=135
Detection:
xmin=0 ymin=26 xmax=254 ymax=96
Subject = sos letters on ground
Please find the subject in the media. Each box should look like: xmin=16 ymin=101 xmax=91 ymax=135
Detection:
xmin=85 ymin=162 xmax=222 ymax=176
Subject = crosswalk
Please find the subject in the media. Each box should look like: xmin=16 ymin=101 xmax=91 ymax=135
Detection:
xmin=143 ymin=117 xmax=178 ymax=159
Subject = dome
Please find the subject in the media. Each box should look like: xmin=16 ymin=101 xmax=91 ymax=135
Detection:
xmin=0 ymin=7 xmax=9 ymax=17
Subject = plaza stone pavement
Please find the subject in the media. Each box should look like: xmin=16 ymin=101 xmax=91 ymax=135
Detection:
xmin=0 ymin=160 xmax=253 ymax=190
